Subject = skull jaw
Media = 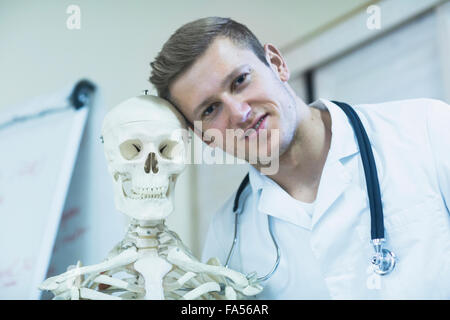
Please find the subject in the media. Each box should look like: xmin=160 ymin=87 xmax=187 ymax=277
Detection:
xmin=115 ymin=196 xmax=174 ymax=220
xmin=112 ymin=181 xmax=175 ymax=221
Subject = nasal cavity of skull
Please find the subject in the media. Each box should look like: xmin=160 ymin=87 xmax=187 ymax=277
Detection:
xmin=144 ymin=152 xmax=159 ymax=174
xmin=119 ymin=139 xmax=142 ymax=160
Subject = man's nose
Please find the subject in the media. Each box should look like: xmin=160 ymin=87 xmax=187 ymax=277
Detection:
xmin=223 ymin=95 xmax=251 ymax=125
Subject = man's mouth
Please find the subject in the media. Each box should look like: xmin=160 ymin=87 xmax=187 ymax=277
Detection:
xmin=245 ymin=114 xmax=268 ymax=138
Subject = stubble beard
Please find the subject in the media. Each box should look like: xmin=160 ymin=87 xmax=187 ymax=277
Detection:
xmin=277 ymin=83 xmax=302 ymax=159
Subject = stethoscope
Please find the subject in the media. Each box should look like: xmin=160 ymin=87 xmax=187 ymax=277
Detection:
xmin=225 ymin=101 xmax=396 ymax=283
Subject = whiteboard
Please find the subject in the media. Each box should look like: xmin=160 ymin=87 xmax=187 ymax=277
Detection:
xmin=42 ymin=86 xmax=125 ymax=300
xmin=0 ymin=83 xmax=88 ymax=299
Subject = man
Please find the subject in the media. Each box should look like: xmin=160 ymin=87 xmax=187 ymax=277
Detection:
xmin=149 ymin=17 xmax=450 ymax=299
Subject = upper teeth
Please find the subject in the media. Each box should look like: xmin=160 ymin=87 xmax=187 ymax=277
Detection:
xmin=127 ymin=189 xmax=167 ymax=200
xmin=254 ymin=116 xmax=264 ymax=129
xmin=121 ymin=178 xmax=169 ymax=200
xmin=244 ymin=116 xmax=265 ymax=137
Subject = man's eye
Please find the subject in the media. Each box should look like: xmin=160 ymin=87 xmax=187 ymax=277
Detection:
xmin=232 ymin=73 xmax=249 ymax=90
xmin=202 ymin=104 xmax=217 ymax=117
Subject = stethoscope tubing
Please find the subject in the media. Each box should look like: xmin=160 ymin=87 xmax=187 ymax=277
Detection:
xmin=332 ymin=101 xmax=384 ymax=240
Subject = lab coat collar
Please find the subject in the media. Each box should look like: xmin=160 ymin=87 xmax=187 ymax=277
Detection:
xmin=248 ymin=99 xmax=360 ymax=230
xmin=310 ymin=99 xmax=359 ymax=163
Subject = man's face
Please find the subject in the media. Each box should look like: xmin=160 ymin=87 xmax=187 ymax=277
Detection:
xmin=170 ymin=37 xmax=297 ymax=163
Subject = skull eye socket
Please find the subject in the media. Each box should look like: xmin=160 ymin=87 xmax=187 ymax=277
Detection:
xmin=119 ymin=139 xmax=142 ymax=160
xmin=159 ymin=140 xmax=183 ymax=160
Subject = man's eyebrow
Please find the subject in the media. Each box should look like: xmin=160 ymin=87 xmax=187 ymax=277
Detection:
xmin=193 ymin=64 xmax=249 ymax=118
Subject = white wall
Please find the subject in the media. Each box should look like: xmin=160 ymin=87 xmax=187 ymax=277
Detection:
xmin=314 ymin=10 xmax=446 ymax=104
xmin=0 ymin=0 xmax=373 ymax=258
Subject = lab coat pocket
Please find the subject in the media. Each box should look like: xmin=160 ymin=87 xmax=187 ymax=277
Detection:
xmin=373 ymin=196 xmax=450 ymax=298
xmin=383 ymin=196 xmax=444 ymax=232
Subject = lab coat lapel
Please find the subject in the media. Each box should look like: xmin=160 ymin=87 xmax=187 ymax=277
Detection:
xmin=311 ymin=160 xmax=352 ymax=229
xmin=309 ymin=99 xmax=360 ymax=229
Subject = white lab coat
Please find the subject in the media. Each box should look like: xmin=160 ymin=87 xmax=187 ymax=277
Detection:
xmin=201 ymin=98 xmax=450 ymax=299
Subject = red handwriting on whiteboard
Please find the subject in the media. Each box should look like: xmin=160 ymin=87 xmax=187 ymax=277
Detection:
xmin=2 ymin=280 xmax=17 ymax=287
xmin=17 ymin=160 xmax=40 ymax=177
xmin=0 ymin=256 xmax=35 ymax=288
xmin=0 ymin=258 xmax=18 ymax=281
xmin=22 ymin=257 xmax=33 ymax=271
xmin=62 ymin=227 xmax=87 ymax=244
xmin=52 ymin=226 xmax=88 ymax=253
xmin=60 ymin=207 xmax=80 ymax=227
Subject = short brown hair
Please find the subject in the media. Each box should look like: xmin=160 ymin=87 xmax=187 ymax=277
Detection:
xmin=149 ymin=17 xmax=269 ymax=102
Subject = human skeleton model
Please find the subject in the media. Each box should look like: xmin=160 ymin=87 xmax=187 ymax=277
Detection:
xmin=39 ymin=95 xmax=263 ymax=300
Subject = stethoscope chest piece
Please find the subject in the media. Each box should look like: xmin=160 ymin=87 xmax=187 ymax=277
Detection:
xmin=371 ymin=238 xmax=396 ymax=275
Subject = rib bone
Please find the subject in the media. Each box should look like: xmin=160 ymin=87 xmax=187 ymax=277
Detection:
xmin=167 ymin=247 xmax=248 ymax=287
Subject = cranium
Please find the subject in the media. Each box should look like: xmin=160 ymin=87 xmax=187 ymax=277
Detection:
xmin=101 ymin=95 xmax=187 ymax=221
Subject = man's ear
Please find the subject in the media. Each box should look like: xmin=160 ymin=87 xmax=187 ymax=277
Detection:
xmin=264 ymin=43 xmax=290 ymax=82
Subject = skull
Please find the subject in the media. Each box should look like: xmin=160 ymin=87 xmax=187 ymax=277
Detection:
xmin=101 ymin=95 xmax=187 ymax=221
